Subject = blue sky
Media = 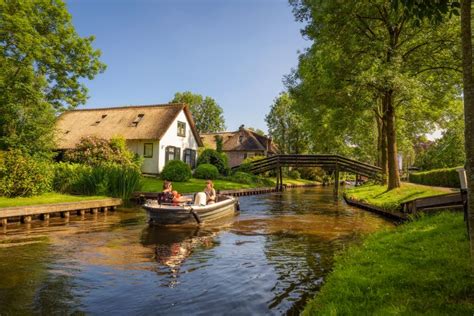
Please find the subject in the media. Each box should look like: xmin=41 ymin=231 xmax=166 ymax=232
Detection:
xmin=67 ymin=0 xmax=308 ymax=133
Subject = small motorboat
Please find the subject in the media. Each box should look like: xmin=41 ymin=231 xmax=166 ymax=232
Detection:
xmin=142 ymin=194 xmax=239 ymax=225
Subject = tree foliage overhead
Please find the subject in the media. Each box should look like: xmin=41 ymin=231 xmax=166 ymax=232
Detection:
xmin=0 ymin=0 xmax=106 ymax=154
xmin=170 ymin=91 xmax=226 ymax=133
xmin=288 ymin=0 xmax=462 ymax=189
xmin=265 ymin=93 xmax=309 ymax=154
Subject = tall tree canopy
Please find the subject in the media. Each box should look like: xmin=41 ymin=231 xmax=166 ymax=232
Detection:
xmin=265 ymin=93 xmax=309 ymax=154
xmin=170 ymin=91 xmax=226 ymax=133
xmin=0 ymin=0 xmax=106 ymax=155
xmin=288 ymin=0 xmax=461 ymax=189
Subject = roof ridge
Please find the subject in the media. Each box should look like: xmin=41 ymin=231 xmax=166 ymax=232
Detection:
xmin=68 ymin=103 xmax=186 ymax=112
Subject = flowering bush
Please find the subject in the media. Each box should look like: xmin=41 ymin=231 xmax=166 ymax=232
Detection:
xmin=64 ymin=136 xmax=142 ymax=169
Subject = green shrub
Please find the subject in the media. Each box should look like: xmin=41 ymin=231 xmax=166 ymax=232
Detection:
xmin=288 ymin=169 xmax=301 ymax=179
xmin=298 ymin=167 xmax=325 ymax=181
xmin=197 ymin=149 xmax=229 ymax=175
xmin=409 ymin=167 xmax=461 ymax=188
xmin=161 ymin=160 xmax=192 ymax=182
xmin=234 ymin=155 xmax=266 ymax=173
xmin=194 ymin=163 xmax=219 ymax=179
xmin=0 ymin=150 xmax=53 ymax=197
xmin=106 ymin=164 xmax=142 ymax=201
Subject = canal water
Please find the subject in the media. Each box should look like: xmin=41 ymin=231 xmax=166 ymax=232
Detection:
xmin=0 ymin=187 xmax=393 ymax=315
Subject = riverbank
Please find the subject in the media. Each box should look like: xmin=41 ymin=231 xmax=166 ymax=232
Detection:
xmin=344 ymin=183 xmax=454 ymax=212
xmin=140 ymin=177 xmax=317 ymax=194
xmin=0 ymin=193 xmax=108 ymax=208
xmin=302 ymin=212 xmax=474 ymax=314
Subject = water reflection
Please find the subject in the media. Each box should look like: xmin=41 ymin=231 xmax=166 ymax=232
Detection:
xmin=0 ymin=187 xmax=393 ymax=315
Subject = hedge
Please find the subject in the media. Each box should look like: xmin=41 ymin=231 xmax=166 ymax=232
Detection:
xmin=409 ymin=167 xmax=461 ymax=188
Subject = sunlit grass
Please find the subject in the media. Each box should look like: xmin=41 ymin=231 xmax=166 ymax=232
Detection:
xmin=0 ymin=193 xmax=108 ymax=208
xmin=303 ymin=212 xmax=474 ymax=315
xmin=140 ymin=177 xmax=317 ymax=193
xmin=344 ymin=183 xmax=454 ymax=211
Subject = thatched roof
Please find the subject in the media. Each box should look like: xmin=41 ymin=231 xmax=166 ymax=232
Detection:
xmin=55 ymin=103 xmax=203 ymax=149
xmin=200 ymin=127 xmax=278 ymax=153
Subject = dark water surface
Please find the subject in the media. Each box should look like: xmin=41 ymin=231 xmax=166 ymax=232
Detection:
xmin=0 ymin=187 xmax=393 ymax=315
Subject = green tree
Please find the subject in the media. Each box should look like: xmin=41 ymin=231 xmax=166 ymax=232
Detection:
xmin=289 ymin=0 xmax=461 ymax=189
xmin=0 ymin=0 xmax=106 ymax=155
xmin=170 ymin=91 xmax=226 ymax=133
xmin=265 ymin=93 xmax=309 ymax=154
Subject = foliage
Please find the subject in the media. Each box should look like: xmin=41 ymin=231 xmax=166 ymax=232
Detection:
xmin=265 ymin=93 xmax=309 ymax=154
xmin=415 ymin=103 xmax=465 ymax=170
xmin=193 ymin=163 xmax=219 ymax=180
xmin=161 ymin=160 xmax=192 ymax=182
xmin=0 ymin=0 xmax=105 ymax=155
xmin=64 ymin=136 xmax=142 ymax=169
xmin=53 ymin=162 xmax=142 ymax=200
xmin=287 ymin=169 xmax=301 ymax=179
xmin=196 ymin=149 xmax=229 ymax=175
xmin=227 ymin=172 xmax=274 ymax=187
xmin=409 ymin=167 xmax=461 ymax=188
xmin=171 ymin=91 xmax=226 ymax=133
xmin=235 ymin=155 xmax=266 ymax=173
xmin=298 ymin=167 xmax=325 ymax=181
xmin=0 ymin=150 xmax=53 ymax=197
xmin=288 ymin=0 xmax=462 ymax=189
xmin=345 ymin=183 xmax=450 ymax=211
xmin=303 ymin=212 xmax=473 ymax=315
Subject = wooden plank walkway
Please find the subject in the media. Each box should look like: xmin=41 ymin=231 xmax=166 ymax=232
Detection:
xmin=0 ymin=198 xmax=122 ymax=226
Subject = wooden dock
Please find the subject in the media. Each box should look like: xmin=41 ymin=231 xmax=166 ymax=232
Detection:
xmin=400 ymin=192 xmax=464 ymax=214
xmin=0 ymin=198 xmax=122 ymax=226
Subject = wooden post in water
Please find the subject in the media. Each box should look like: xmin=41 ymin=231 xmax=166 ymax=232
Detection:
xmin=279 ymin=166 xmax=283 ymax=191
xmin=275 ymin=164 xmax=280 ymax=191
xmin=1 ymin=218 xmax=7 ymax=226
xmin=334 ymin=163 xmax=340 ymax=197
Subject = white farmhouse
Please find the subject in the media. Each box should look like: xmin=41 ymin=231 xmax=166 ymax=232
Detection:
xmin=55 ymin=103 xmax=203 ymax=174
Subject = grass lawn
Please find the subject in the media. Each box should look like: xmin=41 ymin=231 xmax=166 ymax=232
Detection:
xmin=303 ymin=212 xmax=474 ymax=315
xmin=0 ymin=193 xmax=108 ymax=208
xmin=344 ymin=182 xmax=455 ymax=211
xmin=140 ymin=177 xmax=317 ymax=193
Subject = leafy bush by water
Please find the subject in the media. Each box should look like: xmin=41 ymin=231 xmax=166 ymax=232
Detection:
xmin=0 ymin=150 xmax=53 ymax=197
xmin=194 ymin=163 xmax=219 ymax=179
xmin=227 ymin=171 xmax=273 ymax=186
xmin=161 ymin=160 xmax=192 ymax=182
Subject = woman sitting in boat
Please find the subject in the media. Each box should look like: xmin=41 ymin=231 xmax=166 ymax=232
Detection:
xmin=159 ymin=181 xmax=181 ymax=205
xmin=204 ymin=180 xmax=216 ymax=204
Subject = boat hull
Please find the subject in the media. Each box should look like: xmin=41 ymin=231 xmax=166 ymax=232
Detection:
xmin=143 ymin=195 xmax=238 ymax=225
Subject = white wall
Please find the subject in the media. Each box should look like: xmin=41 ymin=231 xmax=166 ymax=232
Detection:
xmin=158 ymin=110 xmax=199 ymax=172
xmin=127 ymin=139 xmax=160 ymax=174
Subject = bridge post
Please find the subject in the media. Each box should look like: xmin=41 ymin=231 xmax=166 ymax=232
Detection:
xmin=334 ymin=162 xmax=340 ymax=197
xmin=275 ymin=164 xmax=280 ymax=191
xmin=279 ymin=166 xmax=283 ymax=191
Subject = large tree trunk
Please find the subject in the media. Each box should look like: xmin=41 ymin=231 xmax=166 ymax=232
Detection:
xmin=381 ymin=101 xmax=388 ymax=185
xmin=461 ymin=0 xmax=474 ymax=261
xmin=385 ymin=91 xmax=401 ymax=190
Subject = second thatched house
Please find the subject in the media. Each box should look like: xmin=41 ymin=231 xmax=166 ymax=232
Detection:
xmin=55 ymin=103 xmax=203 ymax=174
xmin=200 ymin=125 xmax=278 ymax=167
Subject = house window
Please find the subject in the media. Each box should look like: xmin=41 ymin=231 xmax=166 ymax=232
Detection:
xmin=144 ymin=143 xmax=153 ymax=158
xmin=177 ymin=121 xmax=186 ymax=137
xmin=92 ymin=114 xmax=107 ymax=126
xmin=131 ymin=114 xmax=145 ymax=127
xmin=183 ymin=148 xmax=196 ymax=168
xmin=165 ymin=146 xmax=181 ymax=164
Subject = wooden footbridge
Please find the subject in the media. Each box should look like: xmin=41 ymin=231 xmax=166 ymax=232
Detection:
xmin=240 ymin=154 xmax=382 ymax=194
